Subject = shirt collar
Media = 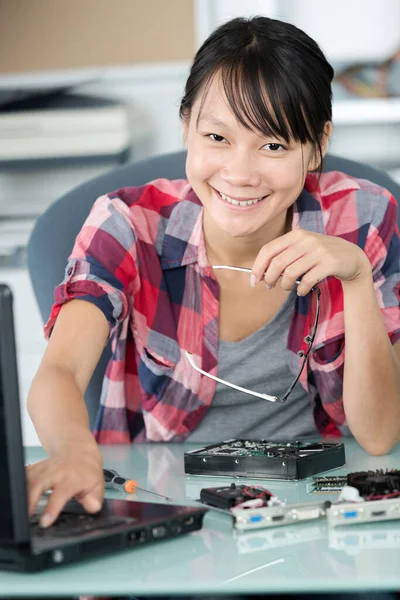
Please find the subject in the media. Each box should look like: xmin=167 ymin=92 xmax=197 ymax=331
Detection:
xmin=161 ymin=185 xmax=209 ymax=271
xmin=292 ymin=174 xmax=325 ymax=235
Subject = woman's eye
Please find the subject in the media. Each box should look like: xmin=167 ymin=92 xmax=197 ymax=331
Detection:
xmin=207 ymin=133 xmax=228 ymax=143
xmin=263 ymin=143 xmax=286 ymax=152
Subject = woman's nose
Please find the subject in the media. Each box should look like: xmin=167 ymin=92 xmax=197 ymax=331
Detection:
xmin=220 ymin=151 xmax=262 ymax=188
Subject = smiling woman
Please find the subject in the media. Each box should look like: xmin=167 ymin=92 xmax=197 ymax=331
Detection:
xmin=183 ymin=72 xmax=328 ymax=242
xmin=180 ymin=17 xmax=332 ymax=245
xmin=26 ymin=16 xmax=400 ymax=535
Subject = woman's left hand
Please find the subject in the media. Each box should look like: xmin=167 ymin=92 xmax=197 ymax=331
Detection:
xmin=251 ymin=229 xmax=372 ymax=295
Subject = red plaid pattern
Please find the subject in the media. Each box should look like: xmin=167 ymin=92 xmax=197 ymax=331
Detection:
xmin=45 ymin=172 xmax=400 ymax=443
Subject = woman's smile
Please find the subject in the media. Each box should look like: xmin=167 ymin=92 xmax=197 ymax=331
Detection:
xmin=211 ymin=185 xmax=270 ymax=211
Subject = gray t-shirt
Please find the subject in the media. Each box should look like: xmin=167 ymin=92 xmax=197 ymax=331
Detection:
xmin=188 ymin=289 xmax=317 ymax=443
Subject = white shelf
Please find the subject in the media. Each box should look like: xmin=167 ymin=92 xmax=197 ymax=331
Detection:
xmin=333 ymin=98 xmax=400 ymax=125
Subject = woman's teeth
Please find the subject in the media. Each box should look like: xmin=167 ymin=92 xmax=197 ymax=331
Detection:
xmin=219 ymin=191 xmax=263 ymax=206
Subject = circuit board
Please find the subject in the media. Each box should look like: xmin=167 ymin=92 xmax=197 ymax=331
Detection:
xmin=197 ymin=482 xmax=331 ymax=531
xmin=184 ymin=439 xmax=346 ymax=480
xmin=232 ymin=498 xmax=331 ymax=531
xmin=312 ymin=469 xmax=400 ymax=528
xmin=311 ymin=469 xmax=400 ymax=496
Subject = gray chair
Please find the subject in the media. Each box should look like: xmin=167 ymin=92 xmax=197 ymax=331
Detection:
xmin=27 ymin=151 xmax=400 ymax=428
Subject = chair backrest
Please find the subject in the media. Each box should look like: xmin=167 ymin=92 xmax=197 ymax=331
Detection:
xmin=27 ymin=151 xmax=400 ymax=427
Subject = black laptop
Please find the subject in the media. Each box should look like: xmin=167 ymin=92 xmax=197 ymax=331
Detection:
xmin=0 ymin=283 xmax=207 ymax=572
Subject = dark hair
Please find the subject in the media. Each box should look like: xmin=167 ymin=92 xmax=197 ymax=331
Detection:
xmin=180 ymin=16 xmax=334 ymax=169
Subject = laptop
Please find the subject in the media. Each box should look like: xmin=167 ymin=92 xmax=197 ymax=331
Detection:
xmin=0 ymin=283 xmax=207 ymax=572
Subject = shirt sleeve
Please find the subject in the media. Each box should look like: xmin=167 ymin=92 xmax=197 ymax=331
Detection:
xmin=363 ymin=188 xmax=400 ymax=345
xmin=44 ymin=193 xmax=139 ymax=340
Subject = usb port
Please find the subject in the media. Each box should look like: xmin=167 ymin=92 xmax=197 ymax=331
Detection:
xmin=129 ymin=529 xmax=147 ymax=543
xmin=343 ymin=511 xmax=358 ymax=518
xmin=151 ymin=525 xmax=168 ymax=539
xmin=272 ymin=515 xmax=285 ymax=522
xmin=371 ymin=510 xmax=386 ymax=517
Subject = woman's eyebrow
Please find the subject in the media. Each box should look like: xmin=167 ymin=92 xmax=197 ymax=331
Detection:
xmin=197 ymin=115 xmax=230 ymax=129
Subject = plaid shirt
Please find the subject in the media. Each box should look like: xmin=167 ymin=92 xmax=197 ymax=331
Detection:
xmin=45 ymin=172 xmax=400 ymax=443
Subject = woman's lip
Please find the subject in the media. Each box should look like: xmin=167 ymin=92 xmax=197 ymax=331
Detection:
xmin=212 ymin=187 xmax=269 ymax=209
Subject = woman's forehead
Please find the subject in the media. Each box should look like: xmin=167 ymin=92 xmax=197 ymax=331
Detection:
xmin=193 ymin=74 xmax=232 ymax=113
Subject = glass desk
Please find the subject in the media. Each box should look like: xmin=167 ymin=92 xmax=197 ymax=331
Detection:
xmin=0 ymin=438 xmax=399 ymax=598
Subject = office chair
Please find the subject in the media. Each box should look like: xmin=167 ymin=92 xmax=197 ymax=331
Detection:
xmin=27 ymin=151 xmax=400 ymax=428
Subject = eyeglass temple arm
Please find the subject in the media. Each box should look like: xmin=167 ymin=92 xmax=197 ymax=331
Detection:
xmin=280 ymin=286 xmax=321 ymax=402
xmin=185 ymin=351 xmax=286 ymax=404
xmin=212 ymin=266 xmax=317 ymax=290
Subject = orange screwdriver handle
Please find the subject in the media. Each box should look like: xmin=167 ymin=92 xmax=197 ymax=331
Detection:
xmin=123 ymin=479 xmax=138 ymax=494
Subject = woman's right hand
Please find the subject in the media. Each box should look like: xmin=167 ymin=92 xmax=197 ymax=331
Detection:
xmin=26 ymin=441 xmax=104 ymax=528
xmin=26 ymin=299 xmax=111 ymax=528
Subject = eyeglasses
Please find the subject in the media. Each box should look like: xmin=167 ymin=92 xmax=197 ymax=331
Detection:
xmin=185 ymin=265 xmax=320 ymax=405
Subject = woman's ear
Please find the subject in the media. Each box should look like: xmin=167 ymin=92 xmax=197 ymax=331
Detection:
xmin=320 ymin=121 xmax=332 ymax=157
xmin=182 ymin=116 xmax=189 ymax=148
xmin=308 ymin=121 xmax=332 ymax=171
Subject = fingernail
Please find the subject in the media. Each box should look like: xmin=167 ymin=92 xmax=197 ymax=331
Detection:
xmin=250 ymin=274 xmax=257 ymax=287
xmin=265 ymin=282 xmax=272 ymax=289
xmin=91 ymin=499 xmax=102 ymax=512
xmin=40 ymin=513 xmax=52 ymax=528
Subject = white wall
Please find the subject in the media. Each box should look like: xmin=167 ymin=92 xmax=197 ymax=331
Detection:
xmin=194 ymin=0 xmax=400 ymax=63
xmin=282 ymin=0 xmax=400 ymax=63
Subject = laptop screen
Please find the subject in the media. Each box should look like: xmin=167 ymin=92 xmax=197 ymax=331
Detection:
xmin=0 ymin=284 xmax=31 ymax=544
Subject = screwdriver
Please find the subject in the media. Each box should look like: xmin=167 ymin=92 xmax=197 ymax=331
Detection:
xmin=103 ymin=468 xmax=173 ymax=502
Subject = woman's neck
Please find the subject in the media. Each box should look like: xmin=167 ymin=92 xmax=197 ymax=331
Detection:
xmin=203 ymin=208 xmax=292 ymax=268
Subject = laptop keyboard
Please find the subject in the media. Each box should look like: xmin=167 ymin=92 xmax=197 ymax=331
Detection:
xmin=30 ymin=511 xmax=132 ymax=539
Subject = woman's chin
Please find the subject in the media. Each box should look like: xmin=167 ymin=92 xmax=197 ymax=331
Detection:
xmin=213 ymin=218 xmax=258 ymax=238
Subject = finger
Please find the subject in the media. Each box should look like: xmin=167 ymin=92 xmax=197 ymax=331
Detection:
xmin=296 ymin=266 xmax=325 ymax=296
xmin=75 ymin=473 xmax=104 ymax=513
xmin=251 ymin=230 xmax=308 ymax=284
xmin=76 ymin=490 xmax=103 ymax=514
xmin=26 ymin=464 xmax=52 ymax=516
xmin=27 ymin=480 xmax=51 ymax=516
xmin=251 ymin=239 xmax=292 ymax=284
xmin=263 ymin=246 xmax=308 ymax=289
xmin=278 ymin=254 xmax=320 ymax=291
xmin=39 ymin=487 xmax=75 ymax=528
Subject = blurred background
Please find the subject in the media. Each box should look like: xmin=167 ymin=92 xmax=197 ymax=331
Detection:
xmin=0 ymin=0 xmax=399 ymax=445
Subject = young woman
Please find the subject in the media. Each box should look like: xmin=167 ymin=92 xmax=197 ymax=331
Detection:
xmin=27 ymin=16 xmax=400 ymax=528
